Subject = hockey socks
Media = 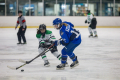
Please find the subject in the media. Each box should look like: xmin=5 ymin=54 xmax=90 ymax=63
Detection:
xmin=52 ymin=51 xmax=61 ymax=60
xmin=68 ymin=52 xmax=77 ymax=62
xmin=88 ymin=27 xmax=93 ymax=35
xmin=93 ymin=29 xmax=98 ymax=37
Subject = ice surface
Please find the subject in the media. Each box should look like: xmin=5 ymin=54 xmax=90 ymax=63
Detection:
xmin=0 ymin=28 xmax=120 ymax=80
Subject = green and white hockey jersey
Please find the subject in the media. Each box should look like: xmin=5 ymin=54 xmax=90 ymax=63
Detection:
xmin=87 ymin=13 xmax=94 ymax=23
xmin=36 ymin=30 xmax=56 ymax=45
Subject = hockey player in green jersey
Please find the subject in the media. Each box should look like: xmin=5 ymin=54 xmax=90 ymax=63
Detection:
xmin=36 ymin=24 xmax=68 ymax=67
xmin=85 ymin=10 xmax=98 ymax=37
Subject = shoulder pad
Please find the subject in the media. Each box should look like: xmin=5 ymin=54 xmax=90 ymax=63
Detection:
xmin=46 ymin=30 xmax=52 ymax=34
xmin=36 ymin=34 xmax=41 ymax=38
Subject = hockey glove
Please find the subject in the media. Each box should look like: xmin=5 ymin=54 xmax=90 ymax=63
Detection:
xmin=40 ymin=43 xmax=46 ymax=48
xmin=54 ymin=40 xmax=61 ymax=46
xmin=44 ymin=39 xmax=49 ymax=42
xmin=39 ymin=41 xmax=47 ymax=48
xmin=85 ymin=20 xmax=87 ymax=23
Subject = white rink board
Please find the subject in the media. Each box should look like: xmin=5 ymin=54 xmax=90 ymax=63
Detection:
xmin=0 ymin=16 xmax=120 ymax=26
xmin=0 ymin=28 xmax=120 ymax=80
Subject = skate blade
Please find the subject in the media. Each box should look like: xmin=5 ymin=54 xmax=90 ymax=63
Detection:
xmin=93 ymin=37 xmax=98 ymax=38
xmin=17 ymin=44 xmax=22 ymax=45
xmin=65 ymin=64 xmax=69 ymax=67
xmin=89 ymin=36 xmax=93 ymax=38
xmin=56 ymin=67 xmax=65 ymax=70
xmin=44 ymin=64 xmax=50 ymax=67
xmin=70 ymin=63 xmax=79 ymax=69
xmin=21 ymin=43 xmax=27 ymax=45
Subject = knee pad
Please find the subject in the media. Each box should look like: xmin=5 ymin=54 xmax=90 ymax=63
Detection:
xmin=93 ymin=29 xmax=97 ymax=34
xmin=93 ymin=29 xmax=96 ymax=32
xmin=88 ymin=27 xmax=92 ymax=32
xmin=38 ymin=48 xmax=44 ymax=53
xmin=61 ymin=49 xmax=68 ymax=58
xmin=61 ymin=49 xmax=67 ymax=56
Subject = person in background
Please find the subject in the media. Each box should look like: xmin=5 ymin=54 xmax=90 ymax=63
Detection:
xmin=85 ymin=10 xmax=98 ymax=37
xmin=119 ymin=8 xmax=120 ymax=16
xmin=15 ymin=11 xmax=27 ymax=44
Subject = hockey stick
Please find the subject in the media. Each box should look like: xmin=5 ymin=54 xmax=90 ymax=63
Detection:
xmin=19 ymin=38 xmax=62 ymax=64
xmin=7 ymin=44 xmax=54 ymax=70
xmin=19 ymin=47 xmax=53 ymax=64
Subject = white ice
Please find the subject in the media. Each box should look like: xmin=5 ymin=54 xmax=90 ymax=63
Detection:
xmin=0 ymin=28 xmax=120 ymax=80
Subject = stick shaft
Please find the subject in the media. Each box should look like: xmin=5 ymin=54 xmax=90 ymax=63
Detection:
xmin=27 ymin=47 xmax=53 ymax=63
xmin=16 ymin=44 xmax=55 ymax=70
xmin=16 ymin=63 xmax=26 ymax=70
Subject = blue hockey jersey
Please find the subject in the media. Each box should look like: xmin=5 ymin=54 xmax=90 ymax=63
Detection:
xmin=63 ymin=21 xmax=74 ymax=27
xmin=60 ymin=22 xmax=81 ymax=46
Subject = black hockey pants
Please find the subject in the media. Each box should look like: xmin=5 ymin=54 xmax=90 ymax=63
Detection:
xmin=89 ymin=18 xmax=97 ymax=29
xmin=17 ymin=26 xmax=27 ymax=43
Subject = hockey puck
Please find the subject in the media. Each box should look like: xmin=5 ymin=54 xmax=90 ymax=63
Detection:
xmin=21 ymin=69 xmax=24 ymax=72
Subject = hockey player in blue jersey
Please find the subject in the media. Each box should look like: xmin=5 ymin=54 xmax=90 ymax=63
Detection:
xmin=53 ymin=18 xmax=81 ymax=70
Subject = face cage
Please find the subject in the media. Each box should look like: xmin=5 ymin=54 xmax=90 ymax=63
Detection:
xmin=53 ymin=24 xmax=60 ymax=30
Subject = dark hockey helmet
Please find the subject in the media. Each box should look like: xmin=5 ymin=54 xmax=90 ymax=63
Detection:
xmin=39 ymin=24 xmax=46 ymax=30
xmin=87 ymin=10 xmax=90 ymax=14
xmin=18 ymin=10 xmax=22 ymax=13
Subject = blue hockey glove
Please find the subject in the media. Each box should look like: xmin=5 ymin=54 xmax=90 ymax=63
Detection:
xmin=54 ymin=40 xmax=61 ymax=46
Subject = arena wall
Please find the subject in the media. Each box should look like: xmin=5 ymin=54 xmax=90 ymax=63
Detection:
xmin=0 ymin=16 xmax=120 ymax=28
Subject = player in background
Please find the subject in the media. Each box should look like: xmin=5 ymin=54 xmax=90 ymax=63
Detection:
xmin=15 ymin=11 xmax=27 ymax=44
xmin=36 ymin=24 xmax=68 ymax=67
xmin=53 ymin=18 xmax=81 ymax=70
xmin=85 ymin=10 xmax=98 ymax=37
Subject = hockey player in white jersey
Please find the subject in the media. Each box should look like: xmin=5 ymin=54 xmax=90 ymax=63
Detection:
xmin=85 ymin=10 xmax=98 ymax=37
xmin=36 ymin=24 xmax=68 ymax=67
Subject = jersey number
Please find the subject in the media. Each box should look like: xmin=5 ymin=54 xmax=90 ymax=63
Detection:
xmin=71 ymin=29 xmax=80 ymax=38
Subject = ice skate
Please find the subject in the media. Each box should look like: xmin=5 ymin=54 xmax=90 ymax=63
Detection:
xmin=44 ymin=60 xmax=50 ymax=67
xmin=93 ymin=35 xmax=98 ymax=38
xmin=56 ymin=63 xmax=65 ymax=70
xmin=70 ymin=57 xmax=79 ymax=69
xmin=89 ymin=34 xmax=93 ymax=38
xmin=17 ymin=42 xmax=22 ymax=44
xmin=22 ymin=42 xmax=27 ymax=44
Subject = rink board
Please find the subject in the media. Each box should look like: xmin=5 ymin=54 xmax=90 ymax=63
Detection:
xmin=0 ymin=26 xmax=120 ymax=28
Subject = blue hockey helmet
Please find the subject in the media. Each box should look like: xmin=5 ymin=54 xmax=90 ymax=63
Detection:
xmin=53 ymin=18 xmax=62 ymax=25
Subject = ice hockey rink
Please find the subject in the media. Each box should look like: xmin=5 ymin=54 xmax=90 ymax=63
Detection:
xmin=0 ymin=28 xmax=120 ymax=80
